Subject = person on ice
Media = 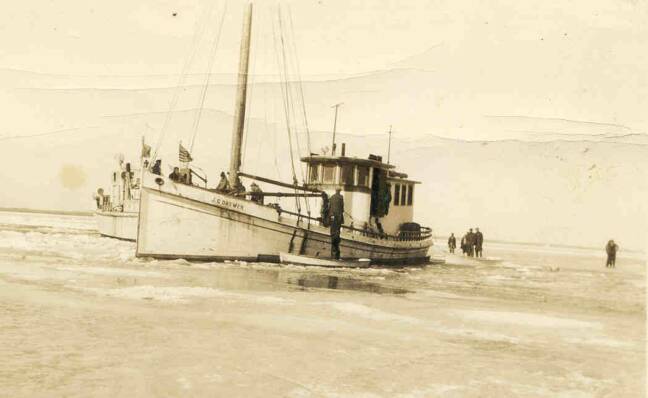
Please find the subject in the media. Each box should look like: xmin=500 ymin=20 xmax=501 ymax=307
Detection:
xmin=461 ymin=234 xmax=467 ymax=255
xmin=329 ymin=188 xmax=344 ymax=260
xmin=466 ymin=228 xmax=476 ymax=257
xmin=605 ymin=240 xmax=618 ymax=268
xmin=448 ymin=233 xmax=456 ymax=254
xmin=474 ymin=228 xmax=484 ymax=257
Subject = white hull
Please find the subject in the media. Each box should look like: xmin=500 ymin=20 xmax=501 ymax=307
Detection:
xmin=136 ymin=172 xmax=431 ymax=265
xmin=95 ymin=210 xmax=138 ymax=241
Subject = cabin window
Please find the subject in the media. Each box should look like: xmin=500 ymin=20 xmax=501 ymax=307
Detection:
xmin=394 ymin=184 xmax=400 ymax=206
xmin=322 ymin=164 xmax=336 ymax=183
xmin=309 ymin=164 xmax=319 ymax=183
xmin=401 ymin=184 xmax=407 ymax=205
xmin=340 ymin=164 xmax=354 ymax=185
xmin=407 ymin=184 xmax=414 ymax=205
xmin=357 ymin=166 xmax=369 ymax=187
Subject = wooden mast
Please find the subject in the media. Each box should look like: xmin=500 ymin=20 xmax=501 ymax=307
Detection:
xmin=228 ymin=3 xmax=253 ymax=188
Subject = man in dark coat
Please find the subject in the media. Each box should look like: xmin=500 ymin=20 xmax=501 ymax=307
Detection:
xmin=329 ymin=188 xmax=344 ymax=260
xmin=448 ymin=233 xmax=457 ymax=254
xmin=466 ymin=228 xmax=475 ymax=257
xmin=215 ymin=172 xmax=230 ymax=192
xmin=320 ymin=192 xmax=330 ymax=227
xmin=461 ymin=234 xmax=467 ymax=255
xmin=250 ymin=182 xmax=264 ymax=204
xmin=474 ymin=228 xmax=484 ymax=257
xmin=168 ymin=167 xmax=181 ymax=182
xmin=606 ymin=240 xmax=619 ymax=268
xmin=151 ymin=159 xmax=162 ymax=175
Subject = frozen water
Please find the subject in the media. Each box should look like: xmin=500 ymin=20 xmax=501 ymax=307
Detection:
xmin=0 ymin=211 xmax=644 ymax=397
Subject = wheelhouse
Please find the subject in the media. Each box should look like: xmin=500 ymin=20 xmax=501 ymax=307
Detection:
xmin=302 ymin=152 xmax=424 ymax=238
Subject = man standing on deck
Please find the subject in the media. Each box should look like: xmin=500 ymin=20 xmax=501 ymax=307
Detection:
xmin=329 ymin=188 xmax=344 ymax=260
xmin=606 ymin=240 xmax=619 ymax=268
xmin=475 ymin=228 xmax=484 ymax=257
xmin=168 ymin=167 xmax=181 ymax=182
xmin=216 ymin=172 xmax=231 ymax=192
xmin=151 ymin=159 xmax=162 ymax=175
xmin=448 ymin=233 xmax=457 ymax=254
xmin=250 ymin=182 xmax=264 ymax=204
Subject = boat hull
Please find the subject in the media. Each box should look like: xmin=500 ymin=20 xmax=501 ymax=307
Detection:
xmin=279 ymin=252 xmax=370 ymax=268
xmin=136 ymin=173 xmax=432 ymax=265
xmin=95 ymin=210 xmax=138 ymax=241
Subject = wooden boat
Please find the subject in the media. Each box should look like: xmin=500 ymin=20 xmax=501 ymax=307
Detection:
xmin=93 ymin=157 xmax=139 ymax=241
xmin=279 ymin=252 xmax=370 ymax=268
xmin=135 ymin=4 xmax=434 ymax=265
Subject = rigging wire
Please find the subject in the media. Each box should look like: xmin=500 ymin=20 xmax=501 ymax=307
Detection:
xmin=152 ymin=0 xmax=219 ymax=162
xmin=287 ymin=6 xmax=312 ymax=156
xmin=281 ymin=7 xmax=312 ymax=216
xmin=280 ymin=10 xmax=306 ymax=184
xmin=189 ymin=2 xmax=228 ymax=153
xmin=273 ymin=8 xmax=301 ymax=214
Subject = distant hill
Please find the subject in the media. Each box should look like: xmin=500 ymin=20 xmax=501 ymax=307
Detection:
xmin=0 ymin=207 xmax=93 ymax=217
xmin=1 ymin=67 xmax=646 ymax=250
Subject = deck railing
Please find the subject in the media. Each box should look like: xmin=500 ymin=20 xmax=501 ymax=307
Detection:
xmin=271 ymin=206 xmax=430 ymax=241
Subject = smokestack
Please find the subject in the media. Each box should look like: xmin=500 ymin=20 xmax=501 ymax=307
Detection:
xmin=341 ymin=143 xmax=346 ymax=156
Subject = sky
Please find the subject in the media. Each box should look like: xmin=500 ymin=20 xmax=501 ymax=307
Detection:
xmin=0 ymin=0 xmax=646 ymax=248
xmin=2 ymin=0 xmax=646 ymax=138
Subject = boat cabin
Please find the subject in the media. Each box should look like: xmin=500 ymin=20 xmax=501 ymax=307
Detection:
xmin=96 ymin=160 xmax=140 ymax=212
xmin=302 ymin=151 xmax=420 ymax=237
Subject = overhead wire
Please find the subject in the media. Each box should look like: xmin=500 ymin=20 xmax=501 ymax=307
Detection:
xmin=152 ymin=0 xmax=219 ymax=162
xmin=273 ymin=7 xmax=302 ymax=214
xmin=280 ymin=6 xmax=312 ymax=216
xmin=189 ymin=2 xmax=229 ymax=153
xmin=287 ymin=6 xmax=312 ymax=156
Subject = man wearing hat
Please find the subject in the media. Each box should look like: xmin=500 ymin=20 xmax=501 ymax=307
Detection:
xmin=474 ymin=228 xmax=484 ymax=257
xmin=329 ymin=188 xmax=345 ymax=259
xmin=606 ymin=240 xmax=619 ymax=268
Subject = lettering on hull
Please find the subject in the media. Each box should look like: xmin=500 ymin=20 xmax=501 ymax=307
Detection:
xmin=212 ymin=198 xmax=245 ymax=211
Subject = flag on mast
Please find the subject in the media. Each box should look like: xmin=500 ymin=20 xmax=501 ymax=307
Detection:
xmin=141 ymin=143 xmax=151 ymax=158
xmin=179 ymin=143 xmax=193 ymax=163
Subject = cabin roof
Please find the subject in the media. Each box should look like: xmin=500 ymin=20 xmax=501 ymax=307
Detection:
xmin=387 ymin=176 xmax=421 ymax=184
xmin=300 ymin=155 xmax=395 ymax=169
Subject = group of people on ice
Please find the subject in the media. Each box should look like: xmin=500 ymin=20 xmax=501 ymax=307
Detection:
xmin=447 ymin=228 xmax=484 ymax=257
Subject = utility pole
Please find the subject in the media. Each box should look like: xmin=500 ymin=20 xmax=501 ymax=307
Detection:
xmin=330 ymin=102 xmax=343 ymax=155
xmin=387 ymin=125 xmax=393 ymax=165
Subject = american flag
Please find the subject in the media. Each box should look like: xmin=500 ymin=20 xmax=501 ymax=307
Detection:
xmin=141 ymin=143 xmax=151 ymax=158
xmin=179 ymin=143 xmax=193 ymax=163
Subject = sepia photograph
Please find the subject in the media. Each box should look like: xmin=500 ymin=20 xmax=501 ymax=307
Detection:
xmin=0 ymin=0 xmax=645 ymax=396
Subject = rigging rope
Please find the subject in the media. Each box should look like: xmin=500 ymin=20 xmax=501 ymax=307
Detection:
xmin=152 ymin=1 xmax=218 ymax=162
xmin=287 ymin=6 xmax=312 ymax=156
xmin=273 ymin=8 xmax=301 ymax=214
xmin=282 ymin=7 xmax=312 ymax=216
xmin=189 ymin=2 xmax=228 ymax=153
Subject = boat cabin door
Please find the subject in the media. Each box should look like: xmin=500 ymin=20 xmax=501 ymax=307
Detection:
xmin=370 ymin=168 xmax=390 ymax=219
